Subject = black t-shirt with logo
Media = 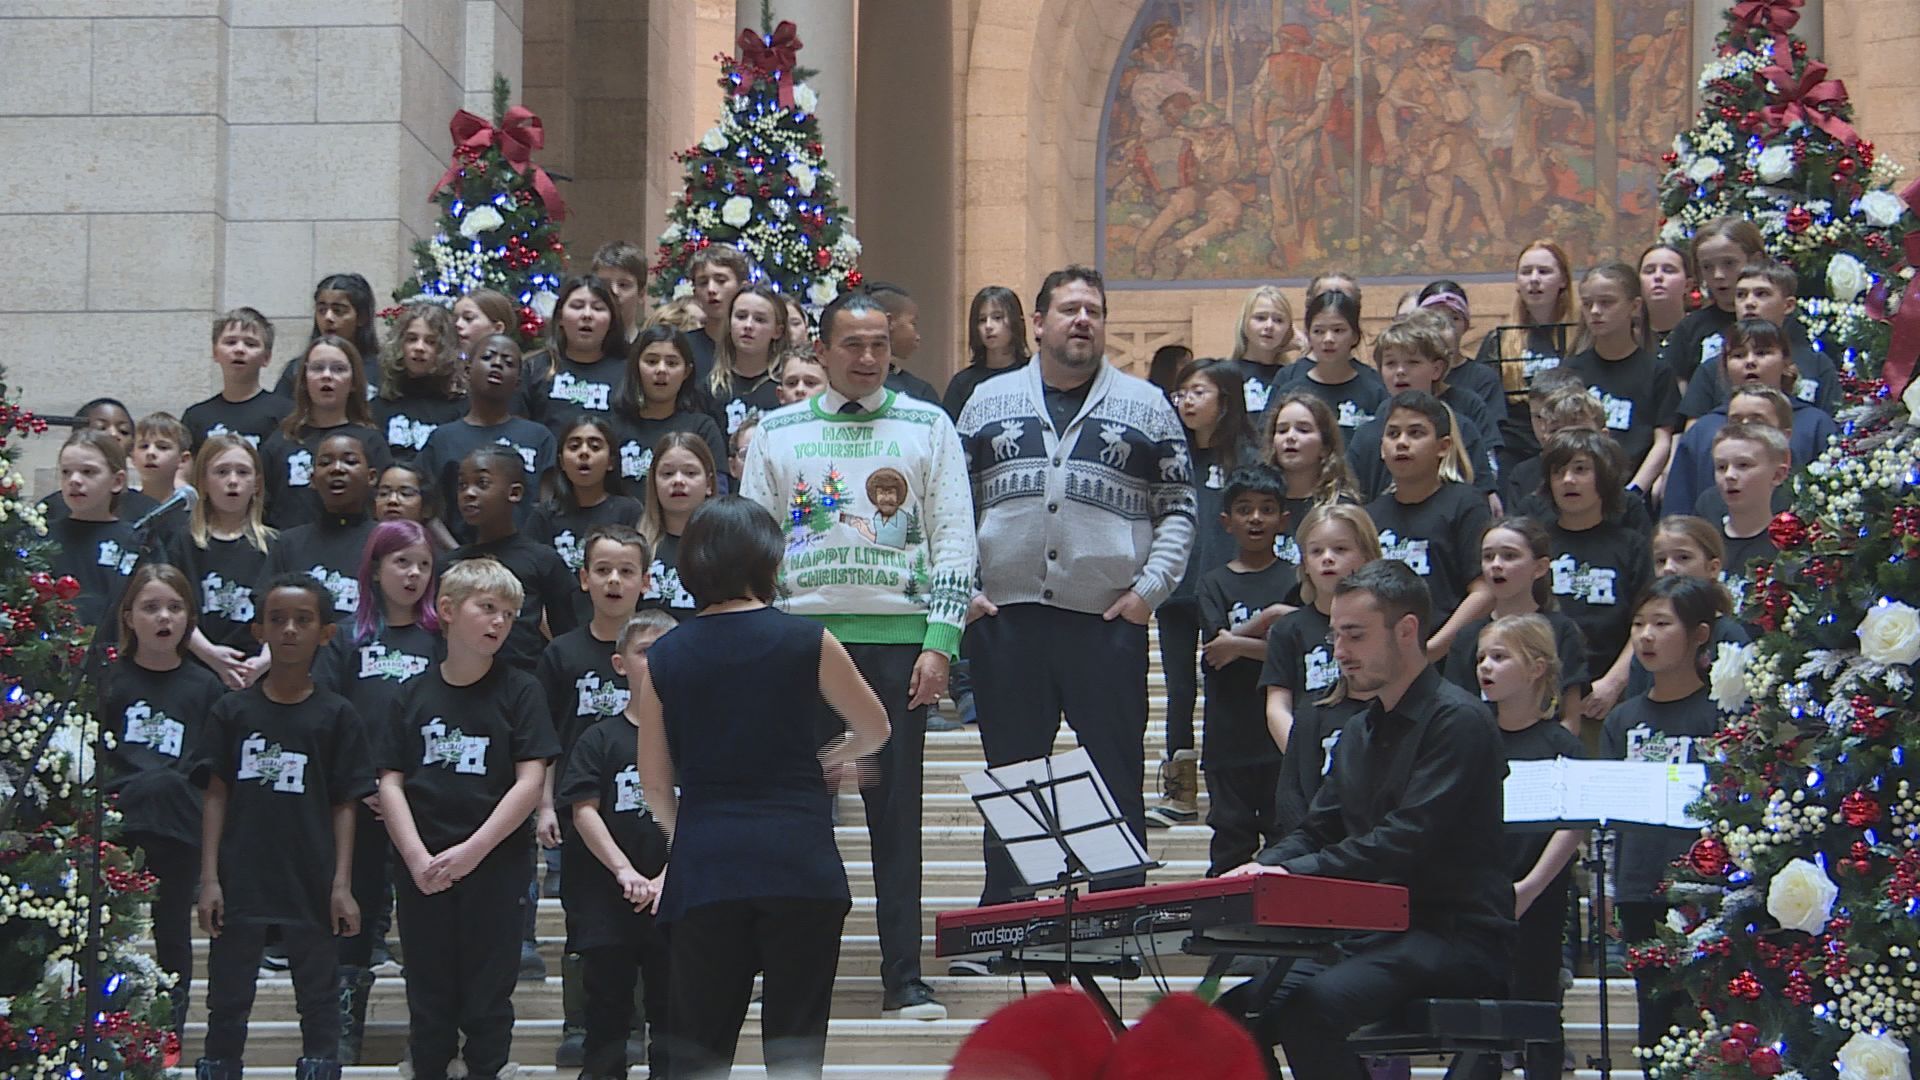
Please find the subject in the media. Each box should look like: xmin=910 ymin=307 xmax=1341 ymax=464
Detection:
xmin=259 ymin=423 xmax=393 ymax=530
xmin=450 ymin=533 xmax=581 ymax=669
xmin=316 ymin=622 xmax=442 ymax=743
xmin=1719 ymin=524 xmax=1780 ymax=613
xmin=1345 ymin=402 xmax=1498 ymax=500
xmin=1365 ymin=482 xmax=1490 ymax=621
xmin=556 ymin=714 xmax=669 ymax=949
xmin=183 ymin=390 xmax=292 ymax=452
xmin=536 ymin=626 xmax=630 ymax=752
xmin=1197 ymin=560 xmax=1296 ymax=766
xmin=154 ymin=530 xmax=274 ymax=653
xmin=1270 ymin=693 xmax=1368 ymax=838
xmin=1658 ymin=305 xmax=1736 ymax=388
xmin=1278 ymin=363 xmax=1388 ymax=436
xmin=1602 ymin=686 xmax=1719 ymax=900
xmin=1261 ymin=605 xmax=1338 ymax=701
xmin=529 ymin=496 xmax=646 ymax=575
xmin=538 ymin=356 xmax=626 ymax=443
xmin=374 ymin=389 xmax=469 ymax=462
xmin=376 ymin=662 xmax=559 ymax=856
xmin=606 ymin=410 xmax=730 ymax=489
xmin=416 ymin=416 xmax=556 ymax=545
xmin=195 ymin=685 xmax=374 ymax=927
xmin=47 ymin=516 xmax=144 ymax=628
xmin=1545 ymin=519 xmax=1652 ymax=680
xmin=638 ymin=533 xmax=698 ymax=620
xmin=101 ymin=659 xmax=225 ymax=847
xmin=1562 ymin=346 xmax=1681 ymax=471
xmin=263 ymin=513 xmax=376 ymax=623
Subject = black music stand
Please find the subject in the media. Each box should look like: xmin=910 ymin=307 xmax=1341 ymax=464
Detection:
xmin=967 ymin=749 xmax=1157 ymax=1016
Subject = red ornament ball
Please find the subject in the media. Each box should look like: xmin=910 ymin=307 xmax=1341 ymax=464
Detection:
xmin=1748 ymin=1046 xmax=1784 ymax=1076
xmin=53 ymin=575 xmax=80 ymax=600
xmin=815 ymin=248 xmax=833 ymax=270
xmin=1785 ymin=207 xmax=1813 ymax=234
xmin=1730 ymin=1022 xmax=1760 ymax=1045
xmin=1837 ymin=157 xmax=1857 ymax=176
xmin=1689 ymin=836 xmax=1731 ymax=877
xmin=1841 ymin=790 xmax=1881 ymax=827
xmin=1768 ymin=511 xmax=1809 ymax=549
xmin=28 ymin=572 xmax=55 ymax=598
xmin=1728 ymin=971 xmax=1763 ymax=1000
xmin=1720 ymin=1038 xmax=1750 ymax=1065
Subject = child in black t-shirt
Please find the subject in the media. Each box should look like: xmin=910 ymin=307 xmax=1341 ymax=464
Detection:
xmin=263 ymin=431 xmax=378 ymax=622
xmin=1195 ymin=469 xmax=1296 ymax=873
xmin=558 ymin=610 xmax=678 ymax=1078
xmin=158 ymin=434 xmax=276 ymax=689
xmin=638 ymin=432 xmax=719 ymax=620
xmin=260 ymin=335 xmax=394 ymax=530
xmin=1540 ymin=430 xmax=1653 ymax=727
xmin=1362 ymin=391 xmax=1493 ymax=659
xmin=1624 ymin=519 xmax=1748 ymax=701
xmin=183 ymin=307 xmax=291 ymax=451
xmin=418 ymin=333 xmax=556 ymax=547
xmin=1563 ymin=264 xmax=1681 ymax=497
xmin=531 ymin=417 xmax=645 ymax=623
xmin=376 ymin=557 xmax=560 ymax=1080
xmin=373 ymin=301 xmax=468 ymax=462
xmin=1441 ymin=517 xmax=1591 ymax=725
xmin=1260 ymin=503 xmax=1378 ymax=752
xmin=1477 ymin=615 xmax=1586 ymax=1080
xmin=613 ymin=325 xmax=731 ymax=490
xmin=1350 ymin=315 xmax=1500 ymax=500
xmin=1603 ymin=576 xmax=1723 ymax=1053
xmin=102 ymin=564 xmax=225 ymax=1034
xmin=131 ymin=411 xmax=194 ymax=546
xmin=1280 ymin=289 xmax=1387 ymax=436
xmin=193 ymin=574 xmax=375 ymax=1079
xmin=48 ymin=428 xmax=143 ymax=631
xmin=451 ymin=445 xmax=580 ymax=668
xmin=1710 ymin=421 xmax=1788 ymax=615
xmin=535 ymin=525 xmax=651 ymax=1064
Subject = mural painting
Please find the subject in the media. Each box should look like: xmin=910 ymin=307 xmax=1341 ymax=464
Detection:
xmin=1099 ymin=0 xmax=1693 ymax=282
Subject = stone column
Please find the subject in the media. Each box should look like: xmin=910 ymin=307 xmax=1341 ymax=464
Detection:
xmin=737 ymin=0 xmax=856 ymax=213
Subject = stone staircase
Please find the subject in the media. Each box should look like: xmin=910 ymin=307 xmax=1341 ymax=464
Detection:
xmin=157 ymin=686 xmax=1646 ymax=1077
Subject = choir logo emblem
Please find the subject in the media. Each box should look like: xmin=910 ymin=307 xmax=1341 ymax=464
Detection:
xmin=1377 ymin=530 xmax=1431 ymax=576
xmin=1550 ymin=555 xmax=1618 ymax=605
xmin=1319 ymin=728 xmax=1343 ymax=777
xmin=645 ymin=562 xmax=696 ymax=610
xmin=205 ymin=423 xmax=264 ymax=447
xmin=1588 ymin=387 xmax=1634 ymax=431
xmin=497 ymin=438 xmax=538 ymax=473
xmin=1228 ymin=601 xmax=1251 ymax=626
xmin=1244 ymin=379 xmax=1272 ymax=415
xmin=621 ymin=443 xmax=653 ymax=481
xmin=574 ymin=671 xmax=630 ymax=719
xmin=550 ymin=372 xmax=611 ymax=411
xmin=1336 ymin=401 xmax=1372 ymax=429
xmin=613 ymin=764 xmax=646 ymax=814
xmin=96 ymin=540 xmax=139 ymax=576
xmin=1304 ymin=646 xmax=1339 ymax=692
xmin=1700 ymin=334 xmax=1725 ymax=372
xmin=1795 ymin=377 xmax=1820 ymax=405
xmin=308 ymin=565 xmax=360 ymax=613
xmin=553 ymin=529 xmax=585 ymax=571
xmin=387 ymin=415 xmax=438 ymax=451
xmin=123 ymin=700 xmax=185 ymax=758
xmin=201 ymin=572 xmax=255 ymax=623
xmin=419 ymin=718 xmax=490 ymax=775
xmin=1205 ymin=462 xmax=1226 ymax=490
xmin=287 ymin=449 xmax=313 ymax=487
xmin=1273 ymin=532 xmax=1301 ymax=565
xmin=1519 ymin=351 xmax=1561 ymax=381
xmin=358 ymin=642 xmax=429 ymax=682
xmin=237 ymin=733 xmax=309 ymax=793
xmin=725 ymin=398 xmax=751 ymax=435
xmin=1625 ymin=724 xmax=1695 ymax=764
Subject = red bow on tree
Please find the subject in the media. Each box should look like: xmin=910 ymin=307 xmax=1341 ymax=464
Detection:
xmin=1867 ymin=176 xmax=1920 ymax=397
xmin=737 ymin=20 xmax=803 ymax=108
xmin=432 ymin=106 xmax=568 ymax=220
xmin=1732 ymin=0 xmax=1801 ymax=59
xmin=1758 ymin=61 xmax=1859 ymax=148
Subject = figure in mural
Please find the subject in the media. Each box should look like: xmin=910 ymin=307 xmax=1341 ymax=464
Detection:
xmin=1099 ymin=0 xmax=1691 ymax=281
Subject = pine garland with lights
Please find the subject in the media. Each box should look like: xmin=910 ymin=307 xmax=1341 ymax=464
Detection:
xmin=1657 ymin=0 xmax=1918 ymax=378
xmin=0 ymin=371 xmax=177 ymax=1078
xmin=393 ymin=75 xmax=570 ymax=343
xmin=649 ymin=4 xmax=862 ymax=311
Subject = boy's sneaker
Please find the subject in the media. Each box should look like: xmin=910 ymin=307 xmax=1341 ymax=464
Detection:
xmin=1143 ymin=749 xmax=1200 ymax=827
xmin=947 ymin=958 xmax=993 ymax=977
xmin=882 ymin=979 xmax=948 ymax=1021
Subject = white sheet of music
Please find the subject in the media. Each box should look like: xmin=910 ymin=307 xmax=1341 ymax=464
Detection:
xmin=1504 ymin=758 xmax=1707 ymax=829
xmin=964 ymin=748 xmax=1153 ymax=889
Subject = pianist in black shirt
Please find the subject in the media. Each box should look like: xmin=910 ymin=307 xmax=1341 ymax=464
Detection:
xmin=1223 ymin=560 xmax=1514 ymax=1079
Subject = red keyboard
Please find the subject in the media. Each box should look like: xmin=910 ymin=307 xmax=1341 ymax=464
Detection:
xmin=935 ymin=874 xmax=1409 ymax=961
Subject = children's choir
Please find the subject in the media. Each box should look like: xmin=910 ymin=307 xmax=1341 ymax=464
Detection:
xmin=60 ymin=223 xmax=1823 ymax=1080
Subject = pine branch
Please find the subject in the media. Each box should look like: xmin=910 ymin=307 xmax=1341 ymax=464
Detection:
xmin=760 ymin=0 xmax=774 ymax=34
xmin=492 ymin=73 xmax=511 ymax=124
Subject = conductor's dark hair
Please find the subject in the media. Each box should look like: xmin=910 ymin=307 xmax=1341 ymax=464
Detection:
xmin=677 ymin=495 xmax=783 ymax=606
xmin=1332 ymin=559 xmax=1433 ymax=641
xmin=818 ymin=289 xmax=890 ymax=345
xmin=258 ymin=572 xmax=334 ymax=623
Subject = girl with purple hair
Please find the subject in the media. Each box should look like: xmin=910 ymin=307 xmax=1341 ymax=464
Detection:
xmin=314 ymin=518 xmax=442 ymax=1063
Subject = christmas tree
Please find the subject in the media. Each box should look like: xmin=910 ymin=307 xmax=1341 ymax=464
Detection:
xmin=648 ymin=3 xmax=862 ymax=311
xmin=1633 ymin=7 xmax=1920 ymax=1077
xmin=1658 ymin=0 xmax=1920 ymax=384
xmin=394 ymin=74 xmax=570 ymax=343
xmin=0 ymin=372 xmax=177 ymax=1078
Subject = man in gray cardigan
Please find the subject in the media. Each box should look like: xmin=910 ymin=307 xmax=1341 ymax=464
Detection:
xmin=955 ymin=264 xmax=1195 ymax=909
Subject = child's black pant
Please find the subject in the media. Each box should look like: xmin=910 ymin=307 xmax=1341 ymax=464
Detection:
xmin=582 ymin=936 xmax=670 ymax=1075
xmin=129 ymin=832 xmax=198 ymax=1032
xmin=968 ymin=605 xmax=1149 ymax=904
xmin=337 ymin=801 xmax=392 ymax=968
xmin=1203 ymin=761 xmax=1283 ymax=875
xmin=203 ymin=921 xmax=338 ymax=1060
xmin=668 ymin=896 xmax=848 ymax=1079
xmin=1156 ymin=597 xmax=1200 ymax=753
xmin=395 ymin=843 xmax=530 ymax=1080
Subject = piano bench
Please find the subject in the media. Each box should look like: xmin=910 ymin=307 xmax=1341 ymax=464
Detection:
xmin=1345 ymin=998 xmax=1561 ymax=1056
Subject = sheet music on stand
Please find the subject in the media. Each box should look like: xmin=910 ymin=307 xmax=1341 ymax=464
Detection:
xmin=1505 ymin=758 xmax=1707 ymax=830
xmin=963 ymin=748 xmax=1156 ymax=891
